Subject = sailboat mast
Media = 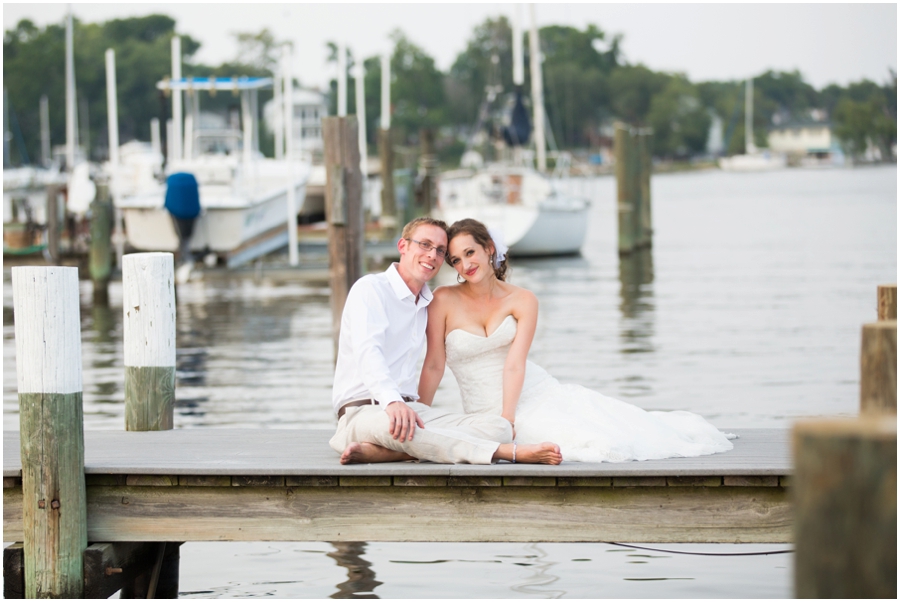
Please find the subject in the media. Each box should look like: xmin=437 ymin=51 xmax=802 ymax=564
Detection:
xmin=528 ymin=4 xmax=546 ymax=172
xmin=745 ymin=77 xmax=756 ymax=155
xmin=171 ymin=36 xmax=182 ymax=162
xmin=65 ymin=8 xmax=77 ymax=170
xmin=512 ymin=5 xmax=524 ymax=87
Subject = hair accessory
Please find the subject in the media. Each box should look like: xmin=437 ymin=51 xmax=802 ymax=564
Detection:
xmin=487 ymin=227 xmax=508 ymax=269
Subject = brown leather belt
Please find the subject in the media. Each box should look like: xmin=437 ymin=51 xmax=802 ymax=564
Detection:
xmin=337 ymin=396 xmax=415 ymax=419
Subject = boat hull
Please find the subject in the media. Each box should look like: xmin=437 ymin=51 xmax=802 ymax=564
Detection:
xmin=119 ymin=180 xmax=308 ymax=253
xmin=436 ymin=202 xmax=589 ymax=256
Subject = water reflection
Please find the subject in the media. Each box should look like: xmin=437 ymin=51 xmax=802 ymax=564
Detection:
xmin=327 ymin=542 xmax=382 ymax=599
xmin=509 ymin=544 xmax=566 ymax=598
xmin=618 ymin=248 xmax=655 ymax=353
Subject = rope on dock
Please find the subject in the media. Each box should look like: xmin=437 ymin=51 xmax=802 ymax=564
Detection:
xmin=606 ymin=542 xmax=793 ymax=556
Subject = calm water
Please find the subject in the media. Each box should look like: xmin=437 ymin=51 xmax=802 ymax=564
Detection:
xmin=3 ymin=165 xmax=896 ymax=597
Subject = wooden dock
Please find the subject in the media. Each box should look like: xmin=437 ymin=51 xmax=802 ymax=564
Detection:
xmin=4 ymin=428 xmax=791 ymax=545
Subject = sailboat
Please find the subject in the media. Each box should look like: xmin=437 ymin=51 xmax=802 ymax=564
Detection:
xmin=434 ymin=5 xmax=589 ymax=256
xmin=718 ymin=78 xmax=786 ymax=171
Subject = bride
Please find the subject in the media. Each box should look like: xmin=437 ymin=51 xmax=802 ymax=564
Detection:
xmin=418 ymin=218 xmax=734 ymax=463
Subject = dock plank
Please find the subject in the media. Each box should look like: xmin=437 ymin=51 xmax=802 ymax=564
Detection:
xmin=3 ymin=428 xmax=790 ymax=478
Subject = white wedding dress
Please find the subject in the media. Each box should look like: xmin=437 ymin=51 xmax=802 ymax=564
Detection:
xmin=445 ymin=315 xmax=735 ymax=463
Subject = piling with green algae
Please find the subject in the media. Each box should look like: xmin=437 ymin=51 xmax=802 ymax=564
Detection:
xmin=122 ymin=252 xmax=176 ymax=431
xmin=12 ymin=266 xmax=87 ymax=598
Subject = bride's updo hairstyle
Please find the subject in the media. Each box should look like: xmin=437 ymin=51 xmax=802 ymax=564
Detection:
xmin=447 ymin=218 xmax=510 ymax=281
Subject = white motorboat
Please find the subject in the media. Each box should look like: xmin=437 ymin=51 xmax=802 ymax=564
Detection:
xmin=719 ymin=77 xmax=786 ymax=172
xmin=114 ymin=74 xmax=311 ymax=264
xmin=437 ymin=164 xmax=589 ymax=256
xmin=116 ymin=154 xmax=310 ymax=254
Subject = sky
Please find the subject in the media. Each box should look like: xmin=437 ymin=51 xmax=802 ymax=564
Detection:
xmin=3 ymin=2 xmax=897 ymax=91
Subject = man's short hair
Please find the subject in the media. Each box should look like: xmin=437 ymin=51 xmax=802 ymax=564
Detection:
xmin=400 ymin=216 xmax=449 ymax=241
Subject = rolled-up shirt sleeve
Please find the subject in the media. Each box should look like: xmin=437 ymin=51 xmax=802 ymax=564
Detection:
xmin=345 ymin=282 xmax=404 ymax=409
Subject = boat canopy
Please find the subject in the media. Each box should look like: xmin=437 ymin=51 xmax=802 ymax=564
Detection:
xmin=156 ymin=77 xmax=273 ymax=92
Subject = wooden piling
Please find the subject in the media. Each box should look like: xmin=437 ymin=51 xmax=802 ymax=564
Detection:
xmin=379 ymin=128 xmax=397 ymax=234
xmin=90 ymin=181 xmax=113 ymax=305
xmin=860 ymin=320 xmax=897 ymax=414
xmin=793 ymin=417 xmax=897 ymax=598
xmin=11 ymin=266 xmax=87 ymax=598
xmin=616 ymin=124 xmax=653 ymax=255
xmin=46 ymin=185 xmax=61 ymax=262
xmin=122 ymin=253 xmax=176 ymax=431
xmin=615 ymin=123 xmax=636 ymax=255
xmin=416 ymin=128 xmax=437 ymax=215
xmin=878 ymin=284 xmax=897 ymax=320
xmin=637 ymin=128 xmax=653 ymax=248
xmin=323 ymin=116 xmax=364 ymax=357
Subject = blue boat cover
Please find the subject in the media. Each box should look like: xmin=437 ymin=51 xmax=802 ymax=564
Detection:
xmin=164 ymin=172 xmax=201 ymax=219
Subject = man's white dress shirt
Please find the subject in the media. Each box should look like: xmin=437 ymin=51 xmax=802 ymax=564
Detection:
xmin=332 ymin=263 xmax=431 ymax=415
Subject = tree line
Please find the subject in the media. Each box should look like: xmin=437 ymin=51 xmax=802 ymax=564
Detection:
xmin=4 ymin=14 xmax=896 ymax=167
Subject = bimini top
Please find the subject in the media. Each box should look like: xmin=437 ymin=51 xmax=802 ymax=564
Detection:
xmin=156 ymin=76 xmax=273 ymax=92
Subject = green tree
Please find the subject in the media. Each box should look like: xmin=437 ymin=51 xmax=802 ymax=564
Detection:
xmin=4 ymin=15 xmax=201 ymax=163
xmin=607 ymin=65 xmax=669 ymax=125
xmin=646 ymin=76 xmax=710 ymax=158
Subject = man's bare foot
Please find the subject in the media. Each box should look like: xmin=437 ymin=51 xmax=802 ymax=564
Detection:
xmin=340 ymin=442 xmax=415 ymax=465
xmin=493 ymin=442 xmax=562 ymax=465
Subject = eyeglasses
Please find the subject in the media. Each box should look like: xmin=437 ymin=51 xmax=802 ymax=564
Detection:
xmin=408 ymin=239 xmax=447 ymax=259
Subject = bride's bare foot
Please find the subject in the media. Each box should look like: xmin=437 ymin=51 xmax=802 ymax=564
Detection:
xmin=340 ymin=442 xmax=415 ymax=464
xmin=494 ymin=442 xmax=562 ymax=465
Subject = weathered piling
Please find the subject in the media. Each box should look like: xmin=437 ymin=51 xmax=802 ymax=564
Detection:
xmin=323 ymin=116 xmax=365 ymax=356
xmin=615 ymin=123 xmax=653 ymax=255
xmin=861 ymin=284 xmax=897 ymax=415
xmin=89 ymin=181 xmax=114 ymax=304
xmin=637 ymin=128 xmax=653 ymax=248
xmin=46 ymin=185 xmax=61 ymax=262
xmin=615 ymin=124 xmax=636 ymax=254
xmin=793 ymin=417 xmax=897 ymax=598
xmin=860 ymin=320 xmax=897 ymax=414
xmin=11 ymin=266 xmax=87 ymax=598
xmin=416 ymin=128 xmax=437 ymax=215
xmin=878 ymin=283 xmax=897 ymax=320
xmin=123 ymin=252 xmax=176 ymax=431
xmin=379 ymin=128 xmax=397 ymax=233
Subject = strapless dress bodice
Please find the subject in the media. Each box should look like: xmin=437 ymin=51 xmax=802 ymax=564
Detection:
xmin=443 ymin=314 xmax=734 ymax=463
xmin=445 ymin=315 xmax=551 ymax=416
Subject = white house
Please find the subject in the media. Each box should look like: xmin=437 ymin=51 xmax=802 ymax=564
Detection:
xmin=263 ymin=86 xmax=329 ymax=158
xmin=767 ymin=121 xmax=834 ymax=156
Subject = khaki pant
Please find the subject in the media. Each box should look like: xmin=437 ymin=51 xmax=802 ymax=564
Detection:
xmin=330 ymin=401 xmax=512 ymax=464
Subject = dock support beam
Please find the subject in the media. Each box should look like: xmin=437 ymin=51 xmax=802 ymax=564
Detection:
xmin=323 ymin=116 xmax=364 ymax=358
xmin=861 ymin=284 xmax=897 ymax=415
xmin=615 ymin=123 xmax=653 ymax=255
xmin=89 ymin=181 xmax=113 ymax=305
xmin=121 ymin=252 xmax=181 ymax=596
xmin=11 ymin=266 xmax=87 ymax=598
xmin=415 ymin=128 xmax=436 ymax=216
xmin=379 ymin=128 xmax=396 ymax=235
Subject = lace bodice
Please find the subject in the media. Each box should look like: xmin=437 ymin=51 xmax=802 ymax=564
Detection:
xmin=445 ymin=315 xmax=551 ymax=416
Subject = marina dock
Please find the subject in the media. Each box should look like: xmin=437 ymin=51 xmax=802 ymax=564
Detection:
xmin=4 ymin=428 xmax=791 ymax=545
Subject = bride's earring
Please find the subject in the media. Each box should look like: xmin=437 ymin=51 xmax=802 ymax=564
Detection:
xmin=457 ymin=273 xmax=465 ymax=283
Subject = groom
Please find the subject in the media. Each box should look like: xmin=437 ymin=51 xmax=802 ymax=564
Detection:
xmin=330 ymin=216 xmax=561 ymax=465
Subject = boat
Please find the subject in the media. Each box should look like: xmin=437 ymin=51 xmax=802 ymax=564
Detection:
xmin=433 ymin=5 xmax=589 ymax=256
xmin=437 ymin=162 xmax=588 ymax=255
xmin=719 ymin=78 xmax=787 ymax=171
xmin=114 ymin=74 xmax=311 ymax=266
